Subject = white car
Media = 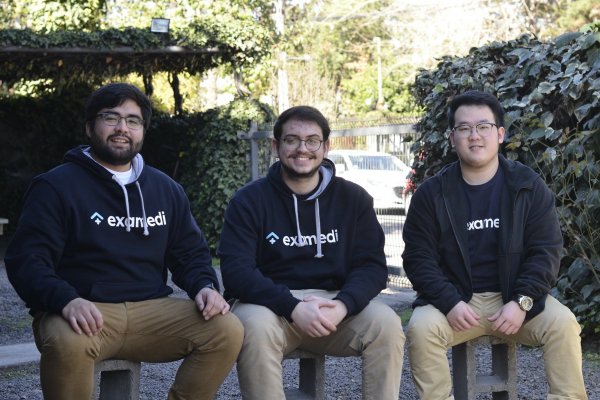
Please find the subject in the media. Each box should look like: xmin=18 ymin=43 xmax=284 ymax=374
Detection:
xmin=327 ymin=150 xmax=411 ymax=212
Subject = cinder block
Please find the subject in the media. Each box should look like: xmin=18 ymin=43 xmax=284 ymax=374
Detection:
xmin=93 ymin=359 xmax=141 ymax=400
xmin=452 ymin=336 xmax=517 ymax=400
xmin=283 ymin=349 xmax=326 ymax=400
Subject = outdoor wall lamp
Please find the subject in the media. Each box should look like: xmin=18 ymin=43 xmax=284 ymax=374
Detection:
xmin=151 ymin=18 xmax=170 ymax=33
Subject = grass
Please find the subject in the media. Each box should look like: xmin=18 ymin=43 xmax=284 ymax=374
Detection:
xmin=0 ymin=314 xmax=32 ymax=330
xmin=0 ymin=367 xmax=35 ymax=380
xmin=398 ymin=308 xmax=413 ymax=327
xmin=585 ymin=352 xmax=600 ymax=362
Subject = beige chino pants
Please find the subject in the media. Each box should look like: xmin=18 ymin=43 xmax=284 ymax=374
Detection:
xmin=232 ymin=289 xmax=405 ymax=400
xmin=33 ymin=297 xmax=243 ymax=400
xmin=407 ymin=292 xmax=587 ymax=400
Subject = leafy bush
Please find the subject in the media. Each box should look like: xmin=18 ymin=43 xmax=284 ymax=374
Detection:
xmin=149 ymin=100 xmax=269 ymax=253
xmin=0 ymin=84 xmax=92 ymax=224
xmin=410 ymin=24 xmax=600 ymax=337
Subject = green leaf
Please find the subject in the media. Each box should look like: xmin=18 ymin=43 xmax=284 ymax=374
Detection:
xmin=540 ymin=111 xmax=554 ymax=127
xmin=543 ymin=147 xmax=557 ymax=162
xmin=575 ymin=104 xmax=593 ymax=122
xmin=567 ymin=258 xmax=589 ymax=282
xmin=555 ymin=31 xmax=581 ymax=48
xmin=529 ymin=127 xmax=553 ymax=139
xmin=581 ymin=32 xmax=600 ymax=50
xmin=586 ymin=189 xmax=600 ymax=207
xmin=537 ymin=81 xmax=555 ymax=94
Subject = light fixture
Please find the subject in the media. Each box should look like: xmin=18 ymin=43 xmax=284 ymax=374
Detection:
xmin=151 ymin=18 xmax=170 ymax=34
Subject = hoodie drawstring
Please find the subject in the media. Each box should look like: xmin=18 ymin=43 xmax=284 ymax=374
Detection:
xmin=292 ymin=194 xmax=305 ymax=246
xmin=314 ymin=198 xmax=323 ymax=258
xmin=292 ymin=194 xmax=324 ymax=258
xmin=113 ymin=176 xmax=133 ymax=232
xmin=112 ymin=177 xmax=150 ymax=236
xmin=136 ymin=181 xmax=150 ymax=236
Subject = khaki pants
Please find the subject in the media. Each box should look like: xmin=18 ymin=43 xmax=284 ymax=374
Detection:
xmin=33 ymin=297 xmax=243 ymax=400
xmin=407 ymin=293 xmax=587 ymax=400
xmin=232 ymin=289 xmax=405 ymax=400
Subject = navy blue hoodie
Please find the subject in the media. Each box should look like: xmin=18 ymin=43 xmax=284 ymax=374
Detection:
xmin=218 ymin=159 xmax=387 ymax=321
xmin=5 ymin=145 xmax=216 ymax=315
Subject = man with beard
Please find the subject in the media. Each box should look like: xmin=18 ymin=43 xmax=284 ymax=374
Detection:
xmin=4 ymin=83 xmax=243 ymax=400
xmin=219 ymin=105 xmax=405 ymax=399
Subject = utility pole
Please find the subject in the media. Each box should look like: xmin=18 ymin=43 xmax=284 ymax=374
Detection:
xmin=374 ymin=36 xmax=383 ymax=109
xmin=275 ymin=0 xmax=289 ymax=113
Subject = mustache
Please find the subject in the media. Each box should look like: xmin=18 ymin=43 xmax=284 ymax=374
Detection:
xmin=290 ymin=151 xmax=316 ymax=157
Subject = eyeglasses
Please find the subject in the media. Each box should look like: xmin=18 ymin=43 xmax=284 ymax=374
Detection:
xmin=96 ymin=112 xmax=144 ymax=130
xmin=280 ymin=136 xmax=323 ymax=152
xmin=452 ymin=122 xmax=497 ymax=137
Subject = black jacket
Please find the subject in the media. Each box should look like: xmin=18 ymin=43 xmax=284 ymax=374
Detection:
xmin=402 ymin=155 xmax=562 ymax=319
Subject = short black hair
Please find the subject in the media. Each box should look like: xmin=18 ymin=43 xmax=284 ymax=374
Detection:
xmin=273 ymin=106 xmax=331 ymax=141
xmin=448 ymin=90 xmax=505 ymax=129
xmin=85 ymin=83 xmax=152 ymax=131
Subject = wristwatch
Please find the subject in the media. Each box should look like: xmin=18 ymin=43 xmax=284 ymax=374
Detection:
xmin=516 ymin=295 xmax=533 ymax=312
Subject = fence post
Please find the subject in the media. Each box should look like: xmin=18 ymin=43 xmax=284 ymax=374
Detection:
xmin=238 ymin=121 xmax=261 ymax=181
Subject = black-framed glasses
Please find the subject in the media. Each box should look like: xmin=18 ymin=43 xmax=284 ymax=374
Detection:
xmin=280 ymin=136 xmax=323 ymax=152
xmin=96 ymin=112 xmax=144 ymax=130
xmin=452 ymin=122 xmax=497 ymax=137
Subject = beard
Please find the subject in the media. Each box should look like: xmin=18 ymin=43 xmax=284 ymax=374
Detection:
xmin=88 ymin=130 xmax=144 ymax=167
xmin=280 ymin=158 xmax=322 ymax=180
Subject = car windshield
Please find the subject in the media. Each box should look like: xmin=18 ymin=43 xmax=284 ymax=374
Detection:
xmin=348 ymin=155 xmax=403 ymax=171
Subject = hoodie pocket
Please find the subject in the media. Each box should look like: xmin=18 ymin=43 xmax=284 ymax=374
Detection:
xmin=89 ymin=281 xmax=169 ymax=302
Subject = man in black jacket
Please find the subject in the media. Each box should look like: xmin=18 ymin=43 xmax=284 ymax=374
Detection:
xmin=219 ymin=106 xmax=404 ymax=399
xmin=402 ymin=90 xmax=587 ymax=399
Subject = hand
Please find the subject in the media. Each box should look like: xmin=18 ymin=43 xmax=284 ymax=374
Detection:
xmin=195 ymin=287 xmax=230 ymax=320
xmin=291 ymin=297 xmax=338 ymax=337
xmin=488 ymin=301 xmax=526 ymax=335
xmin=305 ymin=295 xmax=348 ymax=327
xmin=446 ymin=301 xmax=480 ymax=331
xmin=62 ymin=298 xmax=103 ymax=336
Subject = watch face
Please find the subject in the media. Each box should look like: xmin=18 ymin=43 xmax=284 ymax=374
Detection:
xmin=519 ymin=296 xmax=533 ymax=311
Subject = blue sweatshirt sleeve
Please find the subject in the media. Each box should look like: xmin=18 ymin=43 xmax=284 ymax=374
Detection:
xmin=4 ymin=178 xmax=80 ymax=315
xmin=219 ymin=195 xmax=301 ymax=320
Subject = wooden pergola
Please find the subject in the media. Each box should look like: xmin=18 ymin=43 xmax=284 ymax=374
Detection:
xmin=0 ymin=44 xmax=238 ymax=114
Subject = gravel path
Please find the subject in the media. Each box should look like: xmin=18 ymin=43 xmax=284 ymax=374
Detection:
xmin=1 ymin=261 xmax=599 ymax=399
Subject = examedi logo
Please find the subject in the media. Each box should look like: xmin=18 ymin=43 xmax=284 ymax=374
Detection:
xmin=266 ymin=229 xmax=339 ymax=247
xmin=466 ymin=218 xmax=500 ymax=231
xmin=90 ymin=211 xmax=167 ymax=229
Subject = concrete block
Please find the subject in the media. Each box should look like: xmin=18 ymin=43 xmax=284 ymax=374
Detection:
xmin=93 ymin=359 xmax=141 ymax=400
xmin=452 ymin=335 xmax=517 ymax=400
xmin=283 ymin=349 xmax=325 ymax=400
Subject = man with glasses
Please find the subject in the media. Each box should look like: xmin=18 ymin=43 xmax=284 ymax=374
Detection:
xmin=4 ymin=83 xmax=243 ymax=400
xmin=219 ymin=105 xmax=405 ymax=399
xmin=402 ymin=90 xmax=587 ymax=399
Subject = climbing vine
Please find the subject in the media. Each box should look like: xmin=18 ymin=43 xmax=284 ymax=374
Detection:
xmin=0 ymin=21 xmax=272 ymax=89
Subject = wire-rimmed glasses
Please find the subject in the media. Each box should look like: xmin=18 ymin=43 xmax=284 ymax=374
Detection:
xmin=280 ymin=136 xmax=323 ymax=152
xmin=452 ymin=122 xmax=497 ymax=137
